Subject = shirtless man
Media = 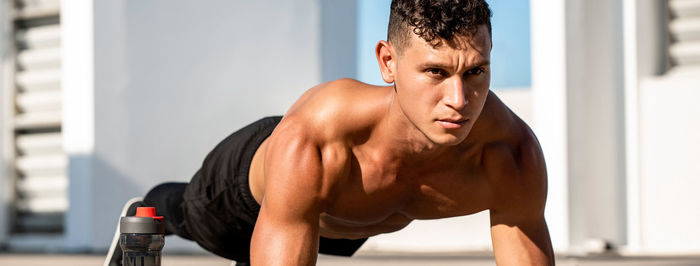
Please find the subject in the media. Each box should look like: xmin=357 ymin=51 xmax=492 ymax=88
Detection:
xmin=105 ymin=0 xmax=554 ymax=265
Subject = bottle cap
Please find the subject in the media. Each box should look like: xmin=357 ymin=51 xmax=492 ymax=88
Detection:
xmin=136 ymin=207 xmax=163 ymax=220
xmin=120 ymin=206 xmax=165 ymax=234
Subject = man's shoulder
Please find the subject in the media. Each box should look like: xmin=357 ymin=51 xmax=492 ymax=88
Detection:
xmin=267 ymin=79 xmax=386 ymax=197
xmin=474 ymin=91 xmax=546 ymax=200
xmin=283 ymin=78 xmax=390 ymax=141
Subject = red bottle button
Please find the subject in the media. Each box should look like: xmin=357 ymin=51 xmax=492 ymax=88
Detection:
xmin=135 ymin=207 xmax=163 ymax=220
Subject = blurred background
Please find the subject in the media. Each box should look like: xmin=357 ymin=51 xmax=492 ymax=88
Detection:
xmin=0 ymin=0 xmax=698 ymax=259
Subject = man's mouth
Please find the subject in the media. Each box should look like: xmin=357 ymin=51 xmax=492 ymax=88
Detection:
xmin=437 ymin=118 xmax=468 ymax=129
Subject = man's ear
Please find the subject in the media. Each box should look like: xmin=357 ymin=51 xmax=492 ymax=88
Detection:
xmin=375 ymin=40 xmax=397 ymax=84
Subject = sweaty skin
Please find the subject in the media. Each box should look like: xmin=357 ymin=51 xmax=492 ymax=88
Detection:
xmin=248 ymin=25 xmax=555 ymax=266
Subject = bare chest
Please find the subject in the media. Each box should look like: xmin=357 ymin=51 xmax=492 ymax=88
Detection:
xmin=319 ymin=161 xmax=493 ymax=238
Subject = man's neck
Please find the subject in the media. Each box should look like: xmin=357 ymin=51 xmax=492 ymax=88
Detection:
xmin=367 ymin=89 xmax=454 ymax=165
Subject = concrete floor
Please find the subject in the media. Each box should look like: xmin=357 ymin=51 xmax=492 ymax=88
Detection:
xmin=1 ymin=253 xmax=700 ymax=266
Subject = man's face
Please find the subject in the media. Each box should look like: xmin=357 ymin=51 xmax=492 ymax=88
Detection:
xmin=393 ymin=25 xmax=492 ymax=146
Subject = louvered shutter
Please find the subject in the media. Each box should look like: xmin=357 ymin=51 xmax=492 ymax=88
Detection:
xmin=11 ymin=0 xmax=65 ymax=233
xmin=669 ymin=0 xmax=700 ymax=67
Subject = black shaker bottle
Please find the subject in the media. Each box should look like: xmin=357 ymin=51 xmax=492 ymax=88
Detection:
xmin=119 ymin=207 xmax=165 ymax=266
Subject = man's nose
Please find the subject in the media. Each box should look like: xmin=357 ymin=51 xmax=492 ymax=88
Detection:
xmin=444 ymin=77 xmax=467 ymax=110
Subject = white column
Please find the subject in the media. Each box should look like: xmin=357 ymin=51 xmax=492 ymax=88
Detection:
xmin=622 ymin=0 xmax=641 ymax=253
xmin=62 ymin=0 xmax=96 ymax=250
xmin=532 ymin=0 xmax=628 ymax=253
xmin=530 ymin=0 xmax=569 ymax=252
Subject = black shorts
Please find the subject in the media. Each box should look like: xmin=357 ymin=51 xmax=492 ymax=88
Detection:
xmin=180 ymin=116 xmax=367 ymax=262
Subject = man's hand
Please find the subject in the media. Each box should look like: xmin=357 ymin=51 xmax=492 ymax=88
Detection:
xmin=486 ymin=133 xmax=555 ymax=265
xmin=250 ymin=119 xmax=326 ymax=266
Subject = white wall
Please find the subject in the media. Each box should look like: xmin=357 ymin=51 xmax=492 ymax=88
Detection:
xmin=637 ymin=71 xmax=700 ymax=254
xmin=361 ymin=212 xmax=494 ymax=253
xmin=61 ymin=0 xmax=361 ymax=251
xmin=495 ymin=88 xmax=533 ymax=125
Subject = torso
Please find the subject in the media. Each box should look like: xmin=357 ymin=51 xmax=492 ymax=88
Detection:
xmin=248 ymin=79 xmax=525 ymax=239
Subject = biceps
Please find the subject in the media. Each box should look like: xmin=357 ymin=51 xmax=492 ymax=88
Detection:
xmin=250 ymin=125 xmax=325 ymax=265
xmin=262 ymin=124 xmax=326 ymax=220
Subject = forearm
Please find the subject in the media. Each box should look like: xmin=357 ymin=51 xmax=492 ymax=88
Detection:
xmin=491 ymin=221 xmax=554 ymax=266
xmin=250 ymin=209 xmax=320 ymax=266
xmin=250 ymin=232 xmax=319 ymax=265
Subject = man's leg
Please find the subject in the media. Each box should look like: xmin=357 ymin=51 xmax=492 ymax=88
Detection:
xmin=143 ymin=182 xmax=193 ymax=239
xmin=106 ymin=117 xmax=282 ymax=265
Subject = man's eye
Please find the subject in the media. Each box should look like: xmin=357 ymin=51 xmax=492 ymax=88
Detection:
xmin=427 ymin=68 xmax=445 ymax=76
xmin=466 ymin=67 xmax=485 ymax=75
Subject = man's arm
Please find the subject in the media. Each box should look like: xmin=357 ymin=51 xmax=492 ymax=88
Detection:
xmin=250 ymin=121 xmax=326 ymax=266
xmin=486 ymin=135 xmax=555 ymax=265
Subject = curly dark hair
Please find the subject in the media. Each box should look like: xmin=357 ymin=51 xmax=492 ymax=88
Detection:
xmin=388 ymin=0 xmax=492 ymax=53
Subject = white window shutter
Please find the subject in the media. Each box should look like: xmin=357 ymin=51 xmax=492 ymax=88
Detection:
xmin=11 ymin=0 xmax=65 ymax=234
xmin=669 ymin=0 xmax=700 ymax=67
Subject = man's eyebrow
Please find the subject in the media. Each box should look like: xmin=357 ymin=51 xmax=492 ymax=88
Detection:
xmin=420 ymin=63 xmax=452 ymax=69
xmin=420 ymin=60 xmax=490 ymax=69
xmin=467 ymin=59 xmax=490 ymax=68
